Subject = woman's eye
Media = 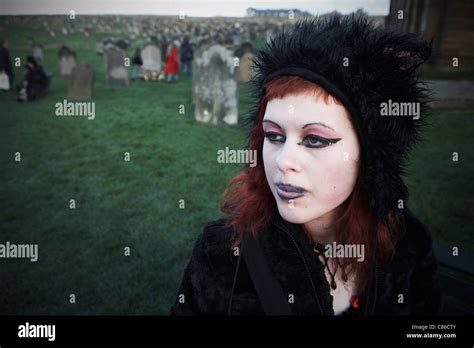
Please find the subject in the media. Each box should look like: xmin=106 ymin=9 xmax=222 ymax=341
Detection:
xmin=263 ymin=132 xmax=285 ymax=143
xmin=303 ymin=135 xmax=327 ymax=147
xmin=263 ymin=132 xmax=341 ymax=149
xmin=300 ymin=135 xmax=341 ymax=148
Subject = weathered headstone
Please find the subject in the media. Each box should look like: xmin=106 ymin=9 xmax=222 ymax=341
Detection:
xmin=68 ymin=64 xmax=95 ymax=99
xmin=32 ymin=44 xmax=44 ymax=61
xmin=95 ymin=41 xmax=104 ymax=55
xmin=193 ymin=44 xmax=238 ymax=125
xmin=141 ymin=44 xmax=162 ymax=78
xmin=240 ymin=42 xmax=254 ymax=56
xmin=238 ymin=52 xmax=255 ymax=83
xmin=83 ymin=27 xmax=93 ymax=38
xmin=105 ymin=47 xmax=129 ymax=86
xmin=103 ymin=39 xmax=116 ymax=51
xmin=249 ymin=27 xmax=257 ymax=41
xmin=265 ymin=28 xmax=276 ymax=44
xmin=57 ymin=45 xmax=77 ymax=78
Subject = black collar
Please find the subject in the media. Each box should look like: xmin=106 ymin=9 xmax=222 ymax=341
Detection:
xmin=264 ymin=211 xmax=379 ymax=315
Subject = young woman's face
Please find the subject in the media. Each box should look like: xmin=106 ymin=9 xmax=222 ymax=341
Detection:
xmin=262 ymin=93 xmax=360 ymax=230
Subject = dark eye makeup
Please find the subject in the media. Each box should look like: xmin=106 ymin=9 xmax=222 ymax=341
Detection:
xmin=263 ymin=131 xmax=341 ymax=149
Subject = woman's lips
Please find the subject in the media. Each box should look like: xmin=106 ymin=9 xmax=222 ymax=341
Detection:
xmin=275 ymin=183 xmax=306 ymax=200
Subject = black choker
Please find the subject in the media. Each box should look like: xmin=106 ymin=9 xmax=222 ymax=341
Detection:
xmin=312 ymin=242 xmax=337 ymax=290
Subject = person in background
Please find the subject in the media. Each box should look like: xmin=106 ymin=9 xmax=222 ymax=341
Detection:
xmin=164 ymin=41 xmax=180 ymax=83
xmin=0 ymin=39 xmax=14 ymax=90
xmin=131 ymin=48 xmax=143 ymax=80
xmin=16 ymin=56 xmax=48 ymax=102
xmin=180 ymin=36 xmax=194 ymax=78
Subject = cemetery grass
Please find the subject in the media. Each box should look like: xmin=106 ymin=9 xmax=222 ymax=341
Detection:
xmin=0 ymin=21 xmax=473 ymax=315
xmin=1 ymin=73 xmax=252 ymax=315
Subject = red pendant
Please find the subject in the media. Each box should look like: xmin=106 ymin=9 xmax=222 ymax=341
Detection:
xmin=351 ymin=296 xmax=360 ymax=309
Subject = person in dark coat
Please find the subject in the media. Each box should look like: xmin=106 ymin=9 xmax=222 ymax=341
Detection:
xmin=16 ymin=56 xmax=48 ymax=101
xmin=179 ymin=36 xmax=194 ymax=78
xmin=0 ymin=39 xmax=14 ymax=89
xmin=170 ymin=15 xmax=442 ymax=316
xmin=131 ymin=48 xmax=143 ymax=80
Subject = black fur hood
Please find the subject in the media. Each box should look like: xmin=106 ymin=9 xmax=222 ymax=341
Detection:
xmin=245 ymin=15 xmax=433 ymax=225
xmin=170 ymin=16 xmax=441 ymax=316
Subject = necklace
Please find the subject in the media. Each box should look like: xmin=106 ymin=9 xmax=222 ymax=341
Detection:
xmin=312 ymin=241 xmax=338 ymax=290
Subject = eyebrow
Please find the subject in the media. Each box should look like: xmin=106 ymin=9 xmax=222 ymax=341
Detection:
xmin=262 ymin=120 xmax=336 ymax=132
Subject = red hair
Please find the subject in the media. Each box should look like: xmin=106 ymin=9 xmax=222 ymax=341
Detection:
xmin=220 ymin=76 xmax=397 ymax=292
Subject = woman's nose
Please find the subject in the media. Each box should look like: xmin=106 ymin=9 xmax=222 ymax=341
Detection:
xmin=275 ymin=140 xmax=303 ymax=173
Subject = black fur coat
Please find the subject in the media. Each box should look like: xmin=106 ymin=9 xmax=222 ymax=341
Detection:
xmin=170 ymin=209 xmax=442 ymax=316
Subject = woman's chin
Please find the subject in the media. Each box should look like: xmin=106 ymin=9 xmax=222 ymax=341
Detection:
xmin=277 ymin=203 xmax=312 ymax=224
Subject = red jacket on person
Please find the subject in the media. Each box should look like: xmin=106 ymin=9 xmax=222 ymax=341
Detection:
xmin=164 ymin=47 xmax=179 ymax=74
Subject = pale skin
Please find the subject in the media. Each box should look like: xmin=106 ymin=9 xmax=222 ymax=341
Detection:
xmin=262 ymin=94 xmax=360 ymax=315
xmin=262 ymin=93 xmax=361 ymax=313
xmin=262 ymin=93 xmax=361 ymax=245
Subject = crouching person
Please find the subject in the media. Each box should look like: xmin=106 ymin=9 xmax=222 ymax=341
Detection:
xmin=16 ymin=56 xmax=49 ymax=102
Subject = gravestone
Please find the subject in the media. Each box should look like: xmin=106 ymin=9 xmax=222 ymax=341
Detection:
xmin=238 ymin=52 xmax=255 ymax=83
xmin=84 ymin=27 xmax=93 ymax=38
xmin=105 ymin=47 xmax=129 ymax=86
xmin=141 ymin=44 xmax=162 ymax=78
xmin=240 ymin=42 xmax=254 ymax=56
xmin=68 ymin=64 xmax=95 ymax=99
xmin=57 ymin=45 xmax=77 ymax=78
xmin=95 ymin=41 xmax=104 ymax=55
xmin=249 ymin=27 xmax=257 ymax=41
xmin=233 ymin=33 xmax=242 ymax=47
xmin=103 ymin=39 xmax=116 ymax=51
xmin=32 ymin=44 xmax=44 ymax=61
xmin=193 ymin=44 xmax=238 ymax=125
xmin=265 ymin=28 xmax=276 ymax=44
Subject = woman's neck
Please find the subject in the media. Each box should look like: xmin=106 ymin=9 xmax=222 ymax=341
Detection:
xmin=302 ymin=206 xmax=343 ymax=245
xmin=302 ymin=223 xmax=336 ymax=245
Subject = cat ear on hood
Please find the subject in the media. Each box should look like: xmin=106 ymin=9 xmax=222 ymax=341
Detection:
xmin=383 ymin=41 xmax=431 ymax=72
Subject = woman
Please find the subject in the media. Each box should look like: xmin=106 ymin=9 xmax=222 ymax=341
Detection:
xmin=164 ymin=41 xmax=180 ymax=83
xmin=170 ymin=15 xmax=441 ymax=315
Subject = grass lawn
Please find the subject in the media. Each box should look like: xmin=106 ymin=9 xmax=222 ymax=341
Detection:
xmin=0 ymin=17 xmax=472 ymax=315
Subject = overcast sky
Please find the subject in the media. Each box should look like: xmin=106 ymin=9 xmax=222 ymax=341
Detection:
xmin=1 ymin=0 xmax=390 ymax=17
